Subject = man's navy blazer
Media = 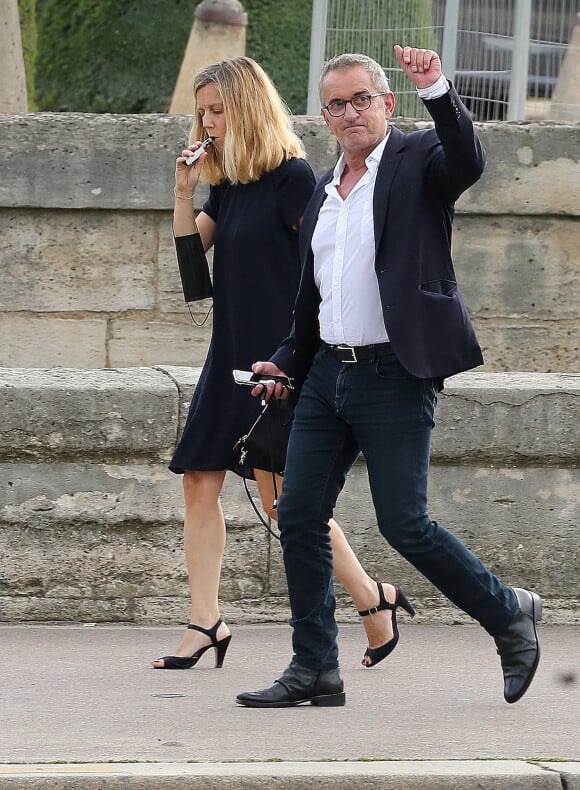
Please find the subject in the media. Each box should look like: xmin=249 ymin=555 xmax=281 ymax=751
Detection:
xmin=272 ymin=85 xmax=486 ymax=389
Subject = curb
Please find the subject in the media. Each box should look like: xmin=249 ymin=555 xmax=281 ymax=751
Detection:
xmin=0 ymin=761 xmax=578 ymax=789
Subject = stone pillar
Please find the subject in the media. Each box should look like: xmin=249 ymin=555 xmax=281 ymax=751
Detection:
xmin=549 ymin=13 xmax=580 ymax=122
xmin=0 ymin=0 xmax=28 ymax=112
xmin=168 ymin=0 xmax=248 ymax=114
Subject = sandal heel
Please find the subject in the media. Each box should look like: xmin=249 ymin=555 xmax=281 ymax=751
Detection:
xmin=215 ymin=634 xmax=232 ymax=668
xmin=396 ymin=587 xmax=416 ymax=618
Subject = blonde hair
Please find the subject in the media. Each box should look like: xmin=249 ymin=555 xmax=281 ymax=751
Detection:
xmin=191 ymin=57 xmax=305 ymax=185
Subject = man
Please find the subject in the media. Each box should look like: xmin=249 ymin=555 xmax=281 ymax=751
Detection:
xmin=236 ymin=45 xmax=541 ymax=708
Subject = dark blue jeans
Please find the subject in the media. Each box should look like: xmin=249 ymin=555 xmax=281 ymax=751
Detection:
xmin=277 ymin=345 xmax=518 ymax=670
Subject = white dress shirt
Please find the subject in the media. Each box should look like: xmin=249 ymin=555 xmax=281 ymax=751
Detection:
xmin=312 ymin=135 xmax=390 ymax=346
xmin=312 ymin=75 xmax=450 ymax=347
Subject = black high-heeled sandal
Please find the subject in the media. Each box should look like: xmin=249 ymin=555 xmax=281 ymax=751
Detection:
xmin=153 ymin=618 xmax=232 ymax=670
xmin=358 ymin=582 xmax=416 ymax=668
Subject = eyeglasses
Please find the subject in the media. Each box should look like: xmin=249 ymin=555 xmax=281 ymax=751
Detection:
xmin=322 ymin=92 xmax=389 ymax=117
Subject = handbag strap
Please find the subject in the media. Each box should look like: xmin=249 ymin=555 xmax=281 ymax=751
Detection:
xmin=242 ymin=475 xmax=280 ymax=541
xmin=239 ymin=399 xmax=281 ymax=541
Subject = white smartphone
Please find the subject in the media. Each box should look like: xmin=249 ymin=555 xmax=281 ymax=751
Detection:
xmin=232 ymin=369 xmax=293 ymax=389
xmin=184 ymin=137 xmax=214 ymax=166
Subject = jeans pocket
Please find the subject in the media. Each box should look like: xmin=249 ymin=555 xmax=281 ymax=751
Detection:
xmin=373 ymin=356 xmax=408 ymax=380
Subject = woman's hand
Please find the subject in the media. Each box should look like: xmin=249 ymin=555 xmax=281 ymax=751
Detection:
xmin=174 ymin=142 xmax=209 ymax=197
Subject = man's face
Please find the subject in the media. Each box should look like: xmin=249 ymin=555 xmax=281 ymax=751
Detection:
xmin=321 ymin=66 xmax=395 ymax=157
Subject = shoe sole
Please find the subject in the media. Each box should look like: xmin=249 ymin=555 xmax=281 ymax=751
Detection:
xmin=236 ymin=692 xmax=346 ymax=708
xmin=505 ymin=591 xmax=542 ymax=704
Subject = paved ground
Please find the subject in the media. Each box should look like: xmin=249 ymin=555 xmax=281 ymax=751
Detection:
xmin=0 ymin=622 xmax=578 ymax=788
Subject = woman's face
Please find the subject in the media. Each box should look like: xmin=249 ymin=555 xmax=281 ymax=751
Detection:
xmin=196 ymin=84 xmax=227 ymax=152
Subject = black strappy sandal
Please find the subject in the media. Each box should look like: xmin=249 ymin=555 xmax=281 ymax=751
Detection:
xmin=153 ymin=618 xmax=232 ymax=669
xmin=358 ymin=582 xmax=416 ymax=668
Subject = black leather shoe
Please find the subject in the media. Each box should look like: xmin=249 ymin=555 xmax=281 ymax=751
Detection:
xmin=236 ymin=662 xmax=346 ymax=708
xmin=494 ymin=587 xmax=542 ymax=704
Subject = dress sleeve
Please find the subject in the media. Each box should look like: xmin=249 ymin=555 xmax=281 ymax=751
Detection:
xmin=202 ymin=183 xmax=221 ymax=222
xmin=276 ymin=158 xmax=316 ymax=228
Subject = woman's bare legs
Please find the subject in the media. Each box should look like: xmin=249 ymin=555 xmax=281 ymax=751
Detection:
xmin=253 ymin=469 xmax=398 ymax=659
xmin=152 ymin=469 xmax=231 ymax=667
xmin=328 ymin=517 xmax=397 ymax=653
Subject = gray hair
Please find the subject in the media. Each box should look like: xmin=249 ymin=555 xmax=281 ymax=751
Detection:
xmin=319 ymin=53 xmax=391 ymax=102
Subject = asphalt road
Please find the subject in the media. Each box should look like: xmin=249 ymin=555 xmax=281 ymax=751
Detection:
xmin=1 ymin=622 xmax=578 ymax=764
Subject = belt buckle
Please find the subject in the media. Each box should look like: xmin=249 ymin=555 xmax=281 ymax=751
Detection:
xmin=336 ymin=344 xmax=357 ymax=363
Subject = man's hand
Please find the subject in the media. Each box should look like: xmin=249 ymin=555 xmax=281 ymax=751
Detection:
xmin=394 ymin=45 xmax=442 ymax=90
xmin=250 ymin=361 xmax=291 ymax=400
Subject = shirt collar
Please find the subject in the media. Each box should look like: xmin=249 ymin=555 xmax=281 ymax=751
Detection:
xmin=330 ymin=128 xmax=391 ymax=185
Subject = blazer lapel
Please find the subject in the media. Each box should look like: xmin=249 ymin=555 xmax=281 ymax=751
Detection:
xmin=373 ymin=126 xmax=405 ymax=254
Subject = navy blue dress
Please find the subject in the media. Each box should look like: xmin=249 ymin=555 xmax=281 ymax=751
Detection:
xmin=170 ymin=157 xmax=316 ymax=474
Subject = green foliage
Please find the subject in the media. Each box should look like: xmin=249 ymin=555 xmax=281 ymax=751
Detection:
xmin=35 ymin=0 xmax=192 ymax=112
xmin=33 ymin=0 xmax=436 ymax=117
xmin=18 ymin=0 xmax=37 ymax=108
xmin=34 ymin=0 xmax=312 ymax=114
xmin=244 ymin=0 xmax=313 ymax=114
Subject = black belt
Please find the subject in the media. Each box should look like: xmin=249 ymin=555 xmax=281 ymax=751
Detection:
xmin=323 ymin=342 xmax=393 ymax=363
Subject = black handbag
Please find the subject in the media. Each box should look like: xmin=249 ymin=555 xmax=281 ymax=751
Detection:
xmin=231 ymin=396 xmax=294 ymax=480
xmin=231 ymin=396 xmax=294 ymax=539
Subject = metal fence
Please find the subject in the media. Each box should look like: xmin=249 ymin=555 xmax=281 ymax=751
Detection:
xmin=308 ymin=0 xmax=580 ymax=121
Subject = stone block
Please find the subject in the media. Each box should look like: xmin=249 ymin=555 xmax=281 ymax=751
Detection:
xmin=468 ymin=122 xmax=580 ymax=215
xmin=155 ymin=365 xmax=200 ymax=435
xmin=0 ymin=368 xmax=178 ymax=461
xmin=434 ymin=372 xmax=580 ymax=463
xmin=292 ymin=116 xmax=340 ymax=177
xmin=0 ymin=209 xmax=157 ymax=312
xmin=0 ymin=594 xmax=141 ymax=623
xmin=453 ymin=216 xmax=580 ymax=320
xmin=0 ymin=114 xmax=340 ymax=211
xmin=329 ymin=458 xmax=578 ymax=617
xmin=1 ymin=452 xmax=576 ymax=623
xmin=0 ymin=460 xmax=270 ymax=623
xmin=1 ymin=115 xmax=578 ymax=217
xmin=0 ymin=113 xmax=199 ymax=210
xmin=108 ymin=320 xmax=211 ymax=369
xmin=0 ymin=316 xmax=107 ymax=368
xmin=473 ymin=322 xmax=579 ymax=373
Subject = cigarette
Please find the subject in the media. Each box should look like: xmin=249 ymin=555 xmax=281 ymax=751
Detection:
xmin=184 ymin=137 xmax=214 ymax=166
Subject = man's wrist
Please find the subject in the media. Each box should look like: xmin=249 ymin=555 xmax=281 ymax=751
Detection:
xmin=416 ymin=73 xmax=449 ymax=100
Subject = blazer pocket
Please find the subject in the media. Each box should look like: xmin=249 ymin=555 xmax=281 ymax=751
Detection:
xmin=420 ymin=279 xmax=458 ymax=297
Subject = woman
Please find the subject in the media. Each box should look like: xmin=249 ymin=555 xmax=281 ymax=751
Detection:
xmin=152 ymin=57 xmax=414 ymax=671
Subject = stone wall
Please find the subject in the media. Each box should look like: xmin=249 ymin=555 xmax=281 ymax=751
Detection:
xmin=1 ymin=367 xmax=578 ymax=625
xmin=1 ymin=113 xmax=578 ymax=371
xmin=1 ymin=112 xmax=578 ymax=625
